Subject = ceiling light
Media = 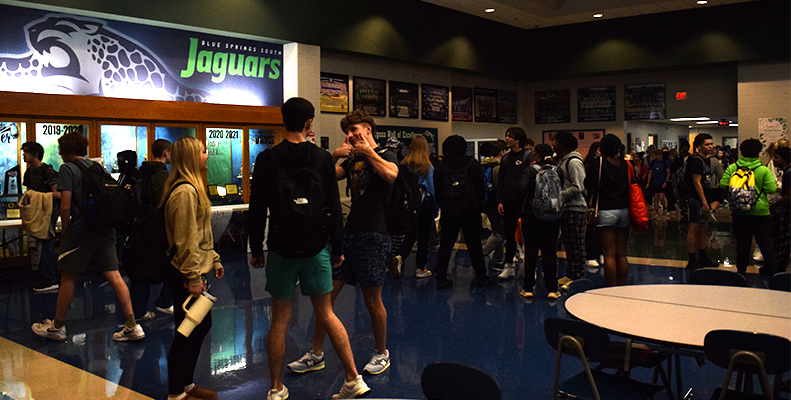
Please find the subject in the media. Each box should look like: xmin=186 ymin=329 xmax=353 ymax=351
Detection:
xmin=697 ymin=1 xmax=708 ymax=4
xmin=670 ymin=117 xmax=710 ymax=121
xmin=593 ymin=13 xmax=603 ymax=18
xmin=485 ymin=8 xmax=495 ymax=13
xmin=697 ymin=121 xmax=719 ymax=124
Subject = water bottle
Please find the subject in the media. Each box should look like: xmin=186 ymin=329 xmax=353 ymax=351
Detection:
xmin=177 ymin=291 xmax=217 ymax=337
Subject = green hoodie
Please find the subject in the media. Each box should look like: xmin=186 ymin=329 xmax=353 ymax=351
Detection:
xmin=720 ymin=157 xmax=777 ymax=216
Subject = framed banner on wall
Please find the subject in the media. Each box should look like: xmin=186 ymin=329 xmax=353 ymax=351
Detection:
xmin=474 ymin=88 xmax=497 ymax=123
xmin=625 ymin=83 xmax=665 ymax=120
xmin=535 ymin=90 xmax=570 ymax=124
xmin=497 ymin=90 xmax=518 ymax=124
xmin=422 ymin=84 xmax=449 ymax=121
xmin=320 ymin=73 xmax=349 ymax=113
xmin=353 ymin=77 xmax=386 ymax=116
xmin=452 ymin=86 xmax=473 ymax=122
xmin=389 ymin=81 xmax=418 ymax=118
xmin=578 ymin=87 xmax=616 ymax=122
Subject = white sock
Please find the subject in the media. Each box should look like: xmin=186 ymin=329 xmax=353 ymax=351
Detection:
xmin=184 ymin=383 xmax=195 ymax=392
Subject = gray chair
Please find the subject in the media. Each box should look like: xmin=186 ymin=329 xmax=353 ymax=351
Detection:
xmin=690 ymin=268 xmax=747 ymax=287
xmin=704 ymin=330 xmax=791 ymax=400
xmin=544 ymin=317 xmax=664 ymax=400
xmin=421 ymin=362 xmax=501 ymax=400
xmin=768 ymin=272 xmax=791 ymax=292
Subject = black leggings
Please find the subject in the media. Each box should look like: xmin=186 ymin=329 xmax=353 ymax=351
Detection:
xmin=165 ymin=268 xmax=212 ymax=395
xmin=401 ymin=206 xmax=434 ymax=270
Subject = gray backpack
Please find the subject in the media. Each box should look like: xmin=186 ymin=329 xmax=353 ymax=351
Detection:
xmin=531 ymin=164 xmax=564 ymax=221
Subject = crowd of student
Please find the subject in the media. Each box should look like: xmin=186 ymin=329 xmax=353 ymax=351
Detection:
xmin=16 ymin=96 xmax=790 ymax=400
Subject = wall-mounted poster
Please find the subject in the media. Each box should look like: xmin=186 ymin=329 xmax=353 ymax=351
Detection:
xmin=497 ymin=90 xmax=518 ymax=124
xmin=758 ymin=118 xmax=788 ymax=147
xmin=535 ymin=90 xmax=571 ymax=124
xmin=389 ymin=81 xmax=418 ymax=118
xmin=422 ymin=84 xmax=449 ymax=121
xmin=0 ymin=3 xmax=283 ymax=106
xmin=452 ymin=86 xmax=473 ymax=122
xmin=625 ymin=83 xmax=665 ymax=120
xmin=542 ymin=129 xmax=604 ymax=160
xmin=474 ymin=88 xmax=498 ymax=123
xmin=353 ymin=77 xmax=386 ymax=116
xmin=320 ymin=73 xmax=349 ymax=113
xmin=376 ymin=126 xmax=439 ymax=158
xmin=578 ymin=87 xmax=616 ymax=122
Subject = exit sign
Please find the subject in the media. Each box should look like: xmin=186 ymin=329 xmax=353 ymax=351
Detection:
xmin=675 ymin=92 xmax=687 ymax=101
xmin=718 ymin=120 xmax=730 ymax=126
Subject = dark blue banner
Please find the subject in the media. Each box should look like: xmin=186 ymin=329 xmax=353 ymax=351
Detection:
xmin=0 ymin=4 xmax=283 ymax=106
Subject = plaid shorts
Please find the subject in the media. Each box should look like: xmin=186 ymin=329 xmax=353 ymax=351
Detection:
xmin=332 ymin=232 xmax=391 ymax=287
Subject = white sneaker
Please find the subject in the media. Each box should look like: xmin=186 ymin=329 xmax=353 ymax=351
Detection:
xmin=498 ymin=264 xmax=515 ymax=279
xmin=156 ymin=306 xmax=174 ymax=315
xmin=332 ymin=375 xmax=371 ymax=399
xmin=287 ymin=350 xmax=325 ymax=373
xmin=31 ymin=319 xmax=66 ymax=341
xmin=267 ymin=385 xmax=289 ymax=400
xmin=598 ymin=255 xmax=604 ymax=265
xmin=113 ymin=324 xmax=145 ymax=342
xmin=586 ymin=259 xmax=600 ymax=267
xmin=137 ymin=311 xmax=156 ymax=322
xmin=416 ymin=269 xmax=432 ymax=278
xmin=754 ymin=250 xmax=764 ymax=262
xmin=363 ymin=350 xmax=390 ymax=374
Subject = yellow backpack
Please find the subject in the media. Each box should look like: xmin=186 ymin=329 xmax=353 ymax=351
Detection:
xmin=727 ymin=166 xmax=760 ymax=212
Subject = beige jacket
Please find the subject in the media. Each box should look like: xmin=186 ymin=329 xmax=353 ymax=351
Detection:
xmin=165 ymin=183 xmax=221 ymax=286
xmin=19 ymin=191 xmax=53 ymax=239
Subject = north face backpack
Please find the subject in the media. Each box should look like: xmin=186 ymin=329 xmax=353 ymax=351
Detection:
xmin=439 ymin=159 xmax=477 ymax=216
xmin=727 ymin=165 xmax=761 ymax=212
xmin=123 ymin=181 xmax=191 ymax=284
xmin=530 ymin=164 xmax=564 ymax=221
xmin=73 ymin=159 xmax=137 ymax=229
xmin=387 ymin=162 xmax=423 ymax=232
xmin=269 ymin=150 xmax=328 ymax=258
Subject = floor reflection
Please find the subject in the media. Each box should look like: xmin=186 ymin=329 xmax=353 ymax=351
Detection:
xmin=0 ymin=219 xmax=778 ymax=400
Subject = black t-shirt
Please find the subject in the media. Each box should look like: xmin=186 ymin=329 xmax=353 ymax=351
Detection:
xmin=685 ymin=155 xmax=712 ymax=201
xmin=782 ymin=166 xmax=791 ymax=197
xmin=342 ymin=147 xmax=398 ymax=233
xmin=23 ymin=163 xmax=57 ymax=193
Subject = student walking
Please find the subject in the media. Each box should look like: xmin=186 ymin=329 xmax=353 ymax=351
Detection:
xmin=162 ymin=137 xmax=224 ymax=400
xmin=433 ymin=135 xmax=495 ymax=289
xmin=31 ymin=133 xmax=144 ymax=342
xmin=21 ymin=142 xmax=60 ymax=292
xmin=249 ymin=98 xmax=369 ymax=400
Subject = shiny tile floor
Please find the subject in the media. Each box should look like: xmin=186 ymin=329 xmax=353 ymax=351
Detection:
xmin=0 ymin=218 xmax=781 ymax=400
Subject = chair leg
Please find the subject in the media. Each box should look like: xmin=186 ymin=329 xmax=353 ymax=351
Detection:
xmin=675 ymin=354 xmax=683 ymax=400
xmin=654 ymin=364 xmax=675 ymax=400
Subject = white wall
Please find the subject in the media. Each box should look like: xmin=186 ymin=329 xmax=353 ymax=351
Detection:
xmin=737 ymin=61 xmax=790 ymax=144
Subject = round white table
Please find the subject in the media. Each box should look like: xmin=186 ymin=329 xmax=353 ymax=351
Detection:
xmin=564 ymin=284 xmax=791 ymax=349
xmin=565 ymin=284 xmax=791 ymax=399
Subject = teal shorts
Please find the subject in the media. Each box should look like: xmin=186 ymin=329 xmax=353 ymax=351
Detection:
xmin=265 ymin=246 xmax=333 ymax=300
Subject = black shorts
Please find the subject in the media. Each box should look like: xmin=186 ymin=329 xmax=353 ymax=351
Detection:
xmin=648 ymin=182 xmax=666 ymax=195
xmin=332 ymin=232 xmax=391 ymax=287
xmin=58 ymin=226 xmax=118 ymax=275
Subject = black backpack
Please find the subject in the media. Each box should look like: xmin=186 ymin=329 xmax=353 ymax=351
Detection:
xmin=123 ymin=181 xmax=191 ymax=284
xmin=72 ymin=159 xmax=137 ymax=229
xmin=268 ymin=149 xmax=328 ymax=258
xmin=387 ymin=163 xmax=422 ymax=232
xmin=439 ymin=159 xmax=477 ymax=216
